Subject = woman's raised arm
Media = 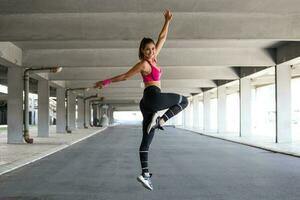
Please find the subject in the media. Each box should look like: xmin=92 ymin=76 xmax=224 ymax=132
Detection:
xmin=155 ymin=10 xmax=173 ymax=57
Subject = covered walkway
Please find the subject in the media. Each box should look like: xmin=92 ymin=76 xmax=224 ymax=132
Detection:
xmin=1 ymin=0 xmax=300 ymax=199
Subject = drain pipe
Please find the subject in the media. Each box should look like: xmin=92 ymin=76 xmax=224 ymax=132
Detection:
xmin=83 ymin=95 xmax=98 ymax=128
xmin=65 ymin=87 xmax=89 ymax=133
xmin=23 ymin=66 xmax=62 ymax=144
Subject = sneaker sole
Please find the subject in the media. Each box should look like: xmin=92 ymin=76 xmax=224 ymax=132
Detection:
xmin=137 ymin=177 xmax=153 ymax=191
xmin=146 ymin=113 xmax=157 ymax=134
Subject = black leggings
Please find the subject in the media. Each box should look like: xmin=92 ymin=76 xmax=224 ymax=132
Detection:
xmin=139 ymin=86 xmax=188 ymax=174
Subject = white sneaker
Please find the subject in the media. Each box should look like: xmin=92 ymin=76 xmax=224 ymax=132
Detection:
xmin=147 ymin=113 xmax=158 ymax=134
xmin=147 ymin=114 xmax=164 ymax=134
xmin=137 ymin=173 xmax=153 ymax=191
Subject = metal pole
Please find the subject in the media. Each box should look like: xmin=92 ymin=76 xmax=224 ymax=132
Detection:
xmin=23 ymin=69 xmax=33 ymax=143
xmin=22 ymin=66 xmax=63 ymax=143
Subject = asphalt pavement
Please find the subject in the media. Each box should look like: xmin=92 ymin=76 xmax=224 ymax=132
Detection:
xmin=0 ymin=125 xmax=300 ymax=200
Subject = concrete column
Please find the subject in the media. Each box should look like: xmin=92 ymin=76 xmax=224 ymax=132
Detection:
xmin=193 ymin=96 xmax=200 ymax=129
xmin=183 ymin=108 xmax=188 ymax=128
xmin=97 ymin=104 xmax=101 ymax=121
xmin=77 ymin=98 xmax=84 ymax=128
xmin=240 ymin=77 xmax=252 ymax=137
xmin=107 ymin=106 xmax=111 ymax=124
xmin=176 ymin=111 xmax=183 ymax=126
xmin=7 ymin=67 xmax=23 ymax=143
xmin=276 ymin=64 xmax=292 ymax=143
xmin=38 ymin=79 xmax=49 ymax=137
xmin=68 ymin=92 xmax=76 ymax=130
xmin=203 ymin=92 xmax=211 ymax=133
xmin=84 ymin=100 xmax=90 ymax=127
xmin=218 ymin=86 xmax=227 ymax=133
xmin=92 ymin=103 xmax=98 ymax=126
xmin=109 ymin=107 xmax=114 ymax=124
xmin=188 ymin=100 xmax=193 ymax=127
xmin=56 ymin=87 xmax=66 ymax=133
xmin=199 ymin=100 xmax=204 ymax=130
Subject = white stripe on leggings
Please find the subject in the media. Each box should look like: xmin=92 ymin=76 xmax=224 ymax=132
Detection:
xmin=178 ymin=95 xmax=182 ymax=104
xmin=163 ymin=113 xmax=169 ymax=120
xmin=178 ymin=103 xmax=183 ymax=110
xmin=170 ymin=109 xmax=175 ymax=116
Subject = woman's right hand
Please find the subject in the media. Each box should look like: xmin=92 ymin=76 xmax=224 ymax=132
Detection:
xmin=164 ymin=9 xmax=172 ymax=22
xmin=94 ymin=81 xmax=103 ymax=89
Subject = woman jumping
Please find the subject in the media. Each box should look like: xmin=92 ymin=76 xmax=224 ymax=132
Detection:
xmin=94 ymin=10 xmax=188 ymax=191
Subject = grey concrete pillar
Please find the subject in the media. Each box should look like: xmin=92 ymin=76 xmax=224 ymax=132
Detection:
xmin=199 ymin=100 xmax=204 ymax=130
xmin=68 ymin=92 xmax=76 ymax=130
xmin=190 ymin=100 xmax=193 ymax=126
xmin=183 ymin=108 xmax=188 ymax=128
xmin=276 ymin=64 xmax=292 ymax=143
xmin=107 ymin=106 xmax=110 ymax=124
xmin=203 ymin=92 xmax=211 ymax=133
xmin=77 ymin=98 xmax=84 ymax=128
xmin=92 ymin=103 xmax=98 ymax=126
xmin=38 ymin=79 xmax=49 ymax=137
xmin=56 ymin=87 xmax=66 ymax=133
xmin=174 ymin=110 xmax=183 ymax=126
xmin=96 ymin=104 xmax=101 ymax=121
xmin=109 ymin=107 xmax=114 ymax=124
xmin=84 ymin=100 xmax=90 ymax=127
xmin=240 ymin=77 xmax=252 ymax=137
xmin=7 ymin=67 xmax=24 ymax=143
xmin=193 ymin=96 xmax=200 ymax=129
xmin=99 ymin=105 xmax=103 ymax=119
xmin=218 ymin=86 xmax=227 ymax=133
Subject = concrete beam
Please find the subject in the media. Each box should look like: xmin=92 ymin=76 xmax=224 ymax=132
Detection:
xmin=23 ymin=48 xmax=275 ymax=68
xmin=1 ymin=13 xmax=299 ymax=40
xmin=277 ymin=42 xmax=300 ymax=65
xmin=47 ymin=66 xmax=239 ymax=81
xmin=13 ymin=39 xmax=286 ymax=50
xmin=233 ymin=67 xmax=270 ymax=78
xmin=97 ymin=87 xmax=202 ymax=94
xmin=0 ymin=42 xmax=22 ymax=67
xmin=65 ymin=79 xmax=216 ymax=89
xmin=1 ymin=0 xmax=300 ymax=14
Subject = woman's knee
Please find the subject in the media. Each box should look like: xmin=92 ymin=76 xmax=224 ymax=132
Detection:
xmin=181 ymin=96 xmax=189 ymax=109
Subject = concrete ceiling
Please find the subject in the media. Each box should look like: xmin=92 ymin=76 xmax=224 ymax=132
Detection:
xmin=1 ymin=0 xmax=300 ymax=110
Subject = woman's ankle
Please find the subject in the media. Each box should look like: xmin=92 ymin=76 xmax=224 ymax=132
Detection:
xmin=159 ymin=118 xmax=165 ymax=126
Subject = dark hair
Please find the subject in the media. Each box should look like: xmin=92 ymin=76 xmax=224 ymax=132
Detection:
xmin=139 ymin=37 xmax=155 ymax=60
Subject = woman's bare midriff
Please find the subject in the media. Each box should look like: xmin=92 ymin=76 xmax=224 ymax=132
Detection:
xmin=144 ymin=81 xmax=161 ymax=89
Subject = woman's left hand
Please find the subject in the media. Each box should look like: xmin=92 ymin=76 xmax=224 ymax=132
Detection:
xmin=164 ymin=9 xmax=172 ymax=21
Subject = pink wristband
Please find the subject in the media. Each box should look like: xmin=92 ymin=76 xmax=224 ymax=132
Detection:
xmin=101 ymin=79 xmax=112 ymax=87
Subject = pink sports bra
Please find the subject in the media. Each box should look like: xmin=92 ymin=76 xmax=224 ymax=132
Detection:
xmin=141 ymin=60 xmax=162 ymax=83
